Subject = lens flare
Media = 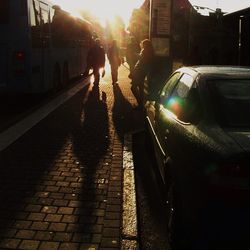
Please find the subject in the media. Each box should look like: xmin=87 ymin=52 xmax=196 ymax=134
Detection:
xmin=166 ymin=97 xmax=184 ymax=115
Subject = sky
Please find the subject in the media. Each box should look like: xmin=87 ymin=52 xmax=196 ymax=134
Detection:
xmin=189 ymin=0 xmax=250 ymax=13
xmin=53 ymin=0 xmax=250 ymax=25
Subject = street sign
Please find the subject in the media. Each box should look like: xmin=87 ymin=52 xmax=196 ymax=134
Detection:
xmin=150 ymin=0 xmax=172 ymax=56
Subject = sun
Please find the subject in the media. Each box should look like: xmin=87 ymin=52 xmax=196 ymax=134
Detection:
xmin=52 ymin=0 xmax=144 ymax=27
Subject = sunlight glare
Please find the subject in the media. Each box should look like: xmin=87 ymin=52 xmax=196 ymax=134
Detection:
xmin=52 ymin=0 xmax=144 ymax=26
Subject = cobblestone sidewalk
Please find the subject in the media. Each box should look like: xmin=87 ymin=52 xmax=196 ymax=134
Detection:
xmin=0 ymin=65 xmax=144 ymax=250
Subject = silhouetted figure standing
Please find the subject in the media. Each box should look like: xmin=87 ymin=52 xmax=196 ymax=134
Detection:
xmin=83 ymin=38 xmax=95 ymax=77
xmin=131 ymin=39 xmax=155 ymax=108
xmin=87 ymin=38 xmax=105 ymax=86
xmin=107 ymin=40 xmax=122 ymax=84
xmin=126 ymin=36 xmax=140 ymax=78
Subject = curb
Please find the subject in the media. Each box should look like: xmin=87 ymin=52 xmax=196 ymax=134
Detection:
xmin=122 ymin=133 xmax=139 ymax=249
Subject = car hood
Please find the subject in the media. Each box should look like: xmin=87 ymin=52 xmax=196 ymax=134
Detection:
xmin=225 ymin=129 xmax=250 ymax=152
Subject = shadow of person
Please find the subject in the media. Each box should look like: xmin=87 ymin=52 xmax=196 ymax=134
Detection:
xmin=112 ymin=83 xmax=144 ymax=141
xmin=71 ymin=84 xmax=110 ymax=238
xmin=0 ymin=86 xmax=90 ymax=239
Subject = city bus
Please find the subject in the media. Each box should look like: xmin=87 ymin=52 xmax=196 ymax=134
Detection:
xmin=0 ymin=0 xmax=93 ymax=94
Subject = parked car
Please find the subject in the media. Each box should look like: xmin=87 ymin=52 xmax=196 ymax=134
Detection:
xmin=145 ymin=66 xmax=250 ymax=249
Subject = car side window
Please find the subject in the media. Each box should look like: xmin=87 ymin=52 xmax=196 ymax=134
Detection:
xmin=165 ymin=74 xmax=199 ymax=122
xmin=160 ymin=72 xmax=182 ymax=104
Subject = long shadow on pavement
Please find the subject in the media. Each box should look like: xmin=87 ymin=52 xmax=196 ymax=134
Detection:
xmin=0 ymin=85 xmax=90 ymax=243
xmin=71 ymin=84 xmax=110 ymax=243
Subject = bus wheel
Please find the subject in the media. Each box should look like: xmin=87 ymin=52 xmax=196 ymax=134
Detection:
xmin=53 ymin=64 xmax=61 ymax=91
xmin=62 ymin=63 xmax=69 ymax=86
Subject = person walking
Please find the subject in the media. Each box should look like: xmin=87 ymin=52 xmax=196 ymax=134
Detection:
xmin=87 ymin=38 xmax=106 ymax=86
xmin=125 ymin=36 xmax=140 ymax=78
xmin=130 ymin=39 xmax=155 ymax=108
xmin=107 ymin=40 xmax=122 ymax=85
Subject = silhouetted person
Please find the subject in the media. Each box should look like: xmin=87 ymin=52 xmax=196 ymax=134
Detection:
xmin=126 ymin=36 xmax=140 ymax=78
xmin=87 ymin=38 xmax=105 ymax=86
xmin=131 ymin=39 xmax=155 ymax=108
xmin=107 ymin=40 xmax=122 ymax=84
xmin=83 ymin=38 xmax=95 ymax=77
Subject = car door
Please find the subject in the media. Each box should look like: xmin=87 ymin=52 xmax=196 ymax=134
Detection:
xmin=157 ymin=73 xmax=200 ymax=180
xmin=151 ymin=72 xmax=183 ymax=181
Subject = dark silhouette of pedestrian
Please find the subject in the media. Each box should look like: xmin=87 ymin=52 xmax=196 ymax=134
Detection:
xmin=126 ymin=36 xmax=140 ymax=78
xmin=107 ymin=40 xmax=122 ymax=84
xmin=86 ymin=38 xmax=105 ymax=86
xmin=83 ymin=38 xmax=95 ymax=77
xmin=131 ymin=39 xmax=155 ymax=108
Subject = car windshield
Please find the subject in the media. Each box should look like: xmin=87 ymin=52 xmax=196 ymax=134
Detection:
xmin=209 ymin=79 xmax=250 ymax=127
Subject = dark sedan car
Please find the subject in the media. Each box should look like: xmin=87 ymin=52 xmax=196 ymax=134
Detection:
xmin=145 ymin=66 xmax=250 ymax=249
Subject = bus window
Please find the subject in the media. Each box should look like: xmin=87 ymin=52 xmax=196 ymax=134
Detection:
xmin=40 ymin=3 xmax=50 ymax=33
xmin=30 ymin=0 xmax=40 ymax=26
xmin=0 ymin=0 xmax=9 ymax=24
xmin=40 ymin=3 xmax=50 ymax=47
xmin=31 ymin=0 xmax=41 ymax=48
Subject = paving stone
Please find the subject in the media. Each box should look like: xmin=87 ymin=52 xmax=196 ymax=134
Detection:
xmin=34 ymin=231 xmax=54 ymax=240
xmin=100 ymin=237 xmax=120 ymax=248
xmin=31 ymin=222 xmax=50 ymax=231
xmin=58 ymin=207 xmax=74 ymax=215
xmin=19 ymin=240 xmax=40 ymax=250
xmin=61 ymin=215 xmax=78 ymax=223
xmin=27 ymin=213 xmax=46 ymax=221
xmin=59 ymin=242 xmax=80 ymax=250
xmin=103 ymin=228 xmax=120 ymax=237
xmin=53 ymin=232 xmax=72 ymax=241
xmin=53 ymin=199 xmax=69 ymax=207
xmin=44 ymin=214 xmax=62 ymax=222
xmin=0 ymin=238 xmax=21 ymax=249
xmin=13 ymin=220 xmax=32 ymax=229
xmin=16 ymin=230 xmax=36 ymax=239
xmin=38 ymin=241 xmax=59 ymax=250
xmin=48 ymin=223 xmax=67 ymax=232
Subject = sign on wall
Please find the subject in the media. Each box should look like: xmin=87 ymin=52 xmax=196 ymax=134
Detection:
xmin=150 ymin=0 xmax=172 ymax=56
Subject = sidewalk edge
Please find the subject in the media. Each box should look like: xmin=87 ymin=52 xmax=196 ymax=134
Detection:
xmin=121 ymin=133 xmax=139 ymax=250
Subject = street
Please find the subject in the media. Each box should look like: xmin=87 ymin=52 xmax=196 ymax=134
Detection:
xmin=133 ymin=131 xmax=170 ymax=250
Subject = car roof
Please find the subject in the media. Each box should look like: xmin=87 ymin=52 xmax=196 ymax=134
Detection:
xmin=177 ymin=65 xmax=250 ymax=78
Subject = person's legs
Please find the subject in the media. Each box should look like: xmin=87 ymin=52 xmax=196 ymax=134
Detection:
xmin=138 ymin=82 xmax=144 ymax=107
xmin=93 ymin=67 xmax=100 ymax=86
xmin=111 ymin=64 xmax=118 ymax=83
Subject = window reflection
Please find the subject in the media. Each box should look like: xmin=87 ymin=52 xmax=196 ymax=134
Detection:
xmin=209 ymin=79 xmax=250 ymax=127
